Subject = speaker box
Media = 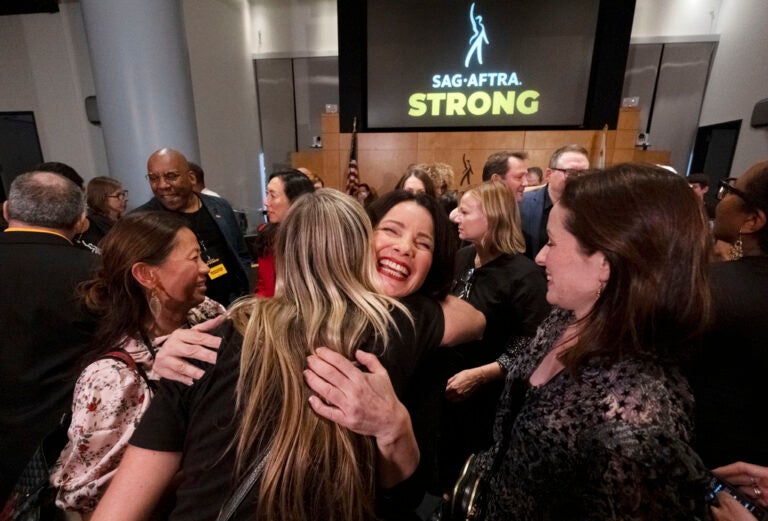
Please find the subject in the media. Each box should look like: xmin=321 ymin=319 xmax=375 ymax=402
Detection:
xmin=751 ymin=98 xmax=768 ymax=128
xmin=85 ymin=96 xmax=100 ymax=125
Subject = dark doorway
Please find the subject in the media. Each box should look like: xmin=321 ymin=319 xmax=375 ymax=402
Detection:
xmin=0 ymin=112 xmax=44 ymax=202
xmin=690 ymin=119 xmax=741 ymax=212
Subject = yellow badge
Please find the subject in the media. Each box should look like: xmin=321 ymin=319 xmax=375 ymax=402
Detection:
xmin=208 ymin=263 xmax=228 ymax=280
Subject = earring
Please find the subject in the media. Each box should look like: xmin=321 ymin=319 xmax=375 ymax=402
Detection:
xmin=596 ymin=282 xmax=605 ymax=299
xmin=728 ymin=231 xmax=744 ymax=261
xmin=149 ymin=289 xmax=162 ymax=319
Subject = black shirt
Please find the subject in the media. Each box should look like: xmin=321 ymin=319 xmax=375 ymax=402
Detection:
xmin=181 ymin=206 xmax=247 ymax=307
xmin=687 ymin=257 xmax=768 ymax=467
xmin=131 ymin=295 xmax=443 ymax=520
xmin=450 ymin=246 xmax=549 ymax=368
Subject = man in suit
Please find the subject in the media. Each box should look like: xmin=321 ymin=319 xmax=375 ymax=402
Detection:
xmin=481 ymin=150 xmax=529 ymax=202
xmin=520 ymin=144 xmax=590 ymax=259
xmin=0 ymin=171 xmax=98 ymax=502
xmin=134 ymin=148 xmax=252 ymax=306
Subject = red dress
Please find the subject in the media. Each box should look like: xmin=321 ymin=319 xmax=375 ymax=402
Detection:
xmin=254 ymin=252 xmax=275 ymax=297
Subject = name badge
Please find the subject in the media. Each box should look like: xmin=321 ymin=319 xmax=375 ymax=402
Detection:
xmin=208 ymin=263 xmax=227 ymax=280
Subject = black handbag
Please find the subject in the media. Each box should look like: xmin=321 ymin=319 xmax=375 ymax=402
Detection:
xmin=438 ymin=378 xmax=530 ymax=521
xmin=1 ymin=416 xmax=69 ymax=521
xmin=448 ymin=453 xmax=488 ymax=521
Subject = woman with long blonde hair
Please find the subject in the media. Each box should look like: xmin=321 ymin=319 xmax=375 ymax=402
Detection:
xmin=93 ymin=190 xmax=434 ymax=521
xmin=230 ymin=188 xmax=405 ymax=520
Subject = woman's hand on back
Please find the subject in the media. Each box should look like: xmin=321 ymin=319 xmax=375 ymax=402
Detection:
xmin=305 ymin=347 xmax=405 ymax=439
xmin=304 ymin=347 xmax=419 ymax=487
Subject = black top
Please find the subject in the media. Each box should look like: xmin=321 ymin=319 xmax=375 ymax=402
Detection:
xmin=438 ymin=246 xmax=549 ymax=489
xmin=687 ymin=257 xmax=768 ymax=468
xmin=450 ymin=246 xmax=549 ymax=369
xmin=131 ymin=295 xmax=444 ymax=521
xmin=0 ymin=231 xmax=98 ymax=501
xmin=75 ymin=213 xmax=114 ymax=254
xmin=179 ymin=207 xmax=246 ymax=307
xmin=482 ymin=307 xmax=710 ymax=520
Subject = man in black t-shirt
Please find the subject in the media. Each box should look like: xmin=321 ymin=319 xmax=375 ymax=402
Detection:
xmin=133 ymin=148 xmax=252 ymax=306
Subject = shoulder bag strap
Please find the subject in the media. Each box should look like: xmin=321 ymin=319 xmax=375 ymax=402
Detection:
xmin=102 ymin=349 xmax=155 ymax=391
xmin=215 ymin=453 xmax=269 ymax=521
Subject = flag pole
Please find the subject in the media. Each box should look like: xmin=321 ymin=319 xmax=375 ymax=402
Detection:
xmin=345 ymin=116 xmax=360 ymax=195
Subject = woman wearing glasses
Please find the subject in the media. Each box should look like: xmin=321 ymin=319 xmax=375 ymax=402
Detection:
xmin=76 ymin=177 xmax=128 ymax=254
xmin=441 ymin=180 xmax=548 ymax=488
xmin=687 ymin=161 xmax=768 ymax=518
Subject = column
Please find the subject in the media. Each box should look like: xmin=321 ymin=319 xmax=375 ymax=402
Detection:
xmin=80 ymin=0 xmax=200 ymax=208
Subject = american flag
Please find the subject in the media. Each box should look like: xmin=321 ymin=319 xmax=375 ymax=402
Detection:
xmin=597 ymin=124 xmax=608 ymax=168
xmin=345 ymin=117 xmax=359 ymax=195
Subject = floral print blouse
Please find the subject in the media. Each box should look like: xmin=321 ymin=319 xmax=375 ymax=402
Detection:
xmin=481 ymin=306 xmax=711 ymax=520
xmin=50 ymin=297 xmax=224 ymax=514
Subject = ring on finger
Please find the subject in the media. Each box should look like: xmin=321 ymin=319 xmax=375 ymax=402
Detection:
xmin=755 ymin=486 xmax=763 ymax=498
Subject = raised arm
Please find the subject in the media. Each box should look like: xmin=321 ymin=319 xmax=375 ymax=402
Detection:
xmin=439 ymin=295 xmax=485 ymax=346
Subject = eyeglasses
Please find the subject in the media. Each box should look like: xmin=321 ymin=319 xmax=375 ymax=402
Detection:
xmin=718 ymin=178 xmax=762 ymax=209
xmin=551 ymin=167 xmax=587 ymax=178
xmin=106 ymin=190 xmax=129 ymax=200
xmin=146 ymin=171 xmax=182 ymax=184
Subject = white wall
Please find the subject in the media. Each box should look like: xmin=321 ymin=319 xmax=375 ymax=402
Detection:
xmin=698 ymin=0 xmax=768 ymax=176
xmin=0 ymin=1 xmax=264 ymax=224
xmin=631 ymin=0 xmax=768 ymax=176
xmin=2 ymin=0 xmax=762 ymax=192
xmin=249 ymin=0 xmax=337 ymax=57
xmin=0 ymin=3 xmax=108 ymax=180
xmin=632 ymin=0 xmax=723 ymax=38
xmin=183 ymin=0 xmax=264 ymax=225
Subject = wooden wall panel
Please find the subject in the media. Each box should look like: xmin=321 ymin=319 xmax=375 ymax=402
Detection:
xmin=294 ymin=108 xmax=669 ymax=192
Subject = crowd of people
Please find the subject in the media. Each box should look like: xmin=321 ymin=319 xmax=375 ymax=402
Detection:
xmin=1 ymin=146 xmax=767 ymax=521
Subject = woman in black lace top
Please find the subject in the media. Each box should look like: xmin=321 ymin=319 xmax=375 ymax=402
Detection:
xmin=481 ymin=163 xmax=713 ymax=520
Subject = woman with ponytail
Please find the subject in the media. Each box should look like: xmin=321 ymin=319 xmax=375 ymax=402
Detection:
xmin=50 ymin=212 xmax=223 ymax=519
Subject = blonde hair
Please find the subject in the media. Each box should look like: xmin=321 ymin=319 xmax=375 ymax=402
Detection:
xmin=423 ymin=162 xmax=455 ymax=192
xmin=464 ymin=181 xmax=526 ymax=255
xmin=229 ymin=189 xmax=406 ymax=520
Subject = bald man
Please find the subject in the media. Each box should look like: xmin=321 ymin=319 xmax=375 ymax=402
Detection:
xmin=133 ymin=148 xmax=251 ymax=306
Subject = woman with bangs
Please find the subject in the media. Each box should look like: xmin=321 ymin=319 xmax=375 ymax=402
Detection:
xmin=92 ymin=190 xmax=446 ymax=521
